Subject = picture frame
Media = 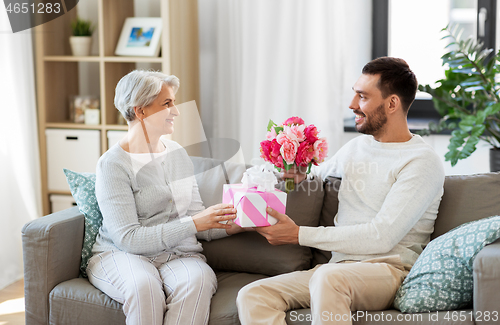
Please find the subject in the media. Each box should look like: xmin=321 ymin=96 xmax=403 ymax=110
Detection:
xmin=115 ymin=17 xmax=162 ymax=57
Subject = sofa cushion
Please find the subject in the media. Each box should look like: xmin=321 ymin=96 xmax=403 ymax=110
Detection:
xmin=394 ymin=215 xmax=500 ymax=313
xmin=49 ymin=278 xmax=125 ymax=325
xmin=49 ymin=278 xmax=475 ymax=325
xmin=63 ymin=169 xmax=102 ymax=277
xmin=202 ymin=176 xmax=324 ymax=276
xmin=432 ymin=172 xmax=500 ymax=240
xmin=210 ymin=272 xmax=268 ymax=325
xmin=49 ymin=272 xmax=268 ymax=325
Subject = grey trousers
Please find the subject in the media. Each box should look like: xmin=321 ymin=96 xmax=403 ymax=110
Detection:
xmin=87 ymin=250 xmax=217 ymax=325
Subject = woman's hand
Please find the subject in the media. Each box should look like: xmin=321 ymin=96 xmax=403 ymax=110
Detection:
xmin=192 ymin=203 xmax=237 ymax=232
xmin=281 ymin=165 xmax=308 ymax=184
xmin=225 ymin=220 xmax=255 ymax=235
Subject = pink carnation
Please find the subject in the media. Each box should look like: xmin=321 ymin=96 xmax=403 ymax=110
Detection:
xmin=304 ymin=125 xmax=319 ymax=143
xmin=276 ymin=131 xmax=294 ymax=145
xmin=271 ymin=140 xmax=282 ymax=164
xmin=313 ymin=137 xmax=328 ymax=164
xmin=274 ymin=154 xmax=284 ymax=169
xmin=295 ymin=141 xmax=314 ymax=167
xmin=283 ymin=116 xmax=305 ymax=126
xmin=260 ymin=140 xmax=273 ymax=163
xmin=279 ymin=137 xmax=298 ymax=165
xmin=287 ymin=124 xmax=306 ymax=142
xmin=260 ymin=139 xmax=282 ymax=166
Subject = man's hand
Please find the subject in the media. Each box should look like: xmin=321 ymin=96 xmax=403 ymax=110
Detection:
xmin=281 ymin=165 xmax=308 ymax=184
xmin=256 ymin=207 xmax=300 ymax=245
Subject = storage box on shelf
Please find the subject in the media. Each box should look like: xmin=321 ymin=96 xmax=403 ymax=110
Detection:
xmin=107 ymin=130 xmax=128 ymax=148
xmin=46 ymin=129 xmax=101 ymax=192
xmin=50 ymin=194 xmax=77 ymax=213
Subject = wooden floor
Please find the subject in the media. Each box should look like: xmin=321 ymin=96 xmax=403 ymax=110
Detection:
xmin=0 ymin=279 xmax=25 ymax=325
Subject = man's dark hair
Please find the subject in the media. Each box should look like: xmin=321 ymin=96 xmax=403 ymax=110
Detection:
xmin=362 ymin=57 xmax=418 ymax=113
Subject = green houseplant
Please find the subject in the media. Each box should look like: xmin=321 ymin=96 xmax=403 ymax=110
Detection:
xmin=419 ymin=25 xmax=500 ymax=171
xmin=69 ymin=17 xmax=94 ymax=56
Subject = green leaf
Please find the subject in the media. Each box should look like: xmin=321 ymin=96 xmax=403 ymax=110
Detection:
xmin=71 ymin=17 xmax=94 ymax=36
xmin=267 ymin=119 xmax=276 ymax=132
xmin=446 ymin=58 xmax=468 ymax=66
xmin=476 ymin=48 xmax=494 ymax=62
xmin=471 ymin=125 xmax=486 ymax=137
xmin=461 ymin=135 xmax=480 ymax=156
xmin=460 ymin=80 xmax=482 ymax=87
xmin=274 ymin=126 xmax=283 ymax=134
xmin=464 ymin=85 xmax=485 ymax=92
xmin=453 ymin=68 xmax=479 ymax=75
xmin=484 ymin=103 xmax=500 ymax=115
xmin=445 ymin=149 xmax=460 ymax=166
xmin=445 ymin=41 xmax=457 ymax=49
xmin=476 ymin=110 xmax=487 ymax=124
xmin=450 ymin=129 xmax=467 ymax=146
xmin=459 ymin=119 xmax=474 ymax=132
xmin=283 ymin=159 xmax=292 ymax=171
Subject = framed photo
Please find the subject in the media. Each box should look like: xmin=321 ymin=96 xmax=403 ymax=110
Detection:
xmin=115 ymin=17 xmax=162 ymax=57
xmin=69 ymin=95 xmax=100 ymax=124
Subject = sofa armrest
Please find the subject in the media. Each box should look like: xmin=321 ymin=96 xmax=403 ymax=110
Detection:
xmin=473 ymin=238 xmax=500 ymax=324
xmin=22 ymin=207 xmax=85 ymax=325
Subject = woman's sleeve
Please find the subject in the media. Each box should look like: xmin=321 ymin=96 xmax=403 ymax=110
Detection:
xmin=188 ymin=171 xmax=228 ymax=242
xmin=95 ymin=158 xmax=198 ymax=255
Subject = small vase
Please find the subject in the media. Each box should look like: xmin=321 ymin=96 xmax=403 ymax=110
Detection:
xmin=490 ymin=148 xmax=500 ymax=172
xmin=69 ymin=36 xmax=92 ymax=56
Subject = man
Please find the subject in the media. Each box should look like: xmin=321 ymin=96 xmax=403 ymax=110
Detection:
xmin=236 ymin=57 xmax=445 ymax=325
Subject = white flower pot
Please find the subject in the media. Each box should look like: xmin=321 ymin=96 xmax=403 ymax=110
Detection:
xmin=69 ymin=36 xmax=92 ymax=56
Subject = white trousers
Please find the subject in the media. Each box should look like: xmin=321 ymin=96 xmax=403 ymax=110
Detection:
xmin=87 ymin=250 xmax=217 ymax=325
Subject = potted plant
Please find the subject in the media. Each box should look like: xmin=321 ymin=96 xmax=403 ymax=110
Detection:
xmin=69 ymin=17 xmax=94 ymax=56
xmin=419 ymin=25 xmax=500 ymax=172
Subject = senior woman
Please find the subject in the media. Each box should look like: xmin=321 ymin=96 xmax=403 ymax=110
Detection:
xmin=87 ymin=70 xmax=242 ymax=325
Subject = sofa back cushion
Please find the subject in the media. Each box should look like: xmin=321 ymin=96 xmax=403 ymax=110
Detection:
xmin=432 ymin=172 xmax=500 ymax=240
xmin=190 ymin=156 xmax=249 ymax=207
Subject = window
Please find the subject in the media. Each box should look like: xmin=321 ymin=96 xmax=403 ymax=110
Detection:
xmin=372 ymin=0 xmax=497 ymax=119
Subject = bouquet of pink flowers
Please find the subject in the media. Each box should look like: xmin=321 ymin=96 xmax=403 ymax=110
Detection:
xmin=260 ymin=116 xmax=328 ymax=191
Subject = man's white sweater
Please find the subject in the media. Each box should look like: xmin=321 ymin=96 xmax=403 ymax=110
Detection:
xmin=300 ymin=134 xmax=445 ymax=267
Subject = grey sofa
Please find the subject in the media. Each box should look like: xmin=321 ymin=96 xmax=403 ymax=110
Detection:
xmin=22 ymin=157 xmax=500 ymax=325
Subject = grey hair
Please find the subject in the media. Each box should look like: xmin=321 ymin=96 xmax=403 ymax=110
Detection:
xmin=114 ymin=70 xmax=180 ymax=122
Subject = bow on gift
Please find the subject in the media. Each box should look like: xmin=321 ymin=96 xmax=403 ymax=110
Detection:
xmin=241 ymin=164 xmax=277 ymax=192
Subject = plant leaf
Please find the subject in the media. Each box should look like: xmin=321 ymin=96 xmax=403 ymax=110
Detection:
xmin=283 ymin=159 xmax=292 ymax=171
xmin=267 ymin=119 xmax=276 ymax=132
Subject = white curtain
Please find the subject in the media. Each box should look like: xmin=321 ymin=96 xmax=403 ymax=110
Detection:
xmin=0 ymin=7 xmax=42 ymax=289
xmin=198 ymin=0 xmax=372 ymax=163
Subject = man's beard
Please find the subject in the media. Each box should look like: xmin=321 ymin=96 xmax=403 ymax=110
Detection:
xmin=355 ymin=104 xmax=388 ymax=136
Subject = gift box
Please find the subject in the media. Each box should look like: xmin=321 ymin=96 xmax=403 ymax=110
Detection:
xmin=222 ymin=184 xmax=287 ymax=227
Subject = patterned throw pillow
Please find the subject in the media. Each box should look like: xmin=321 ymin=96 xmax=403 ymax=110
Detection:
xmin=63 ymin=169 xmax=102 ymax=278
xmin=394 ymin=215 xmax=500 ymax=313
